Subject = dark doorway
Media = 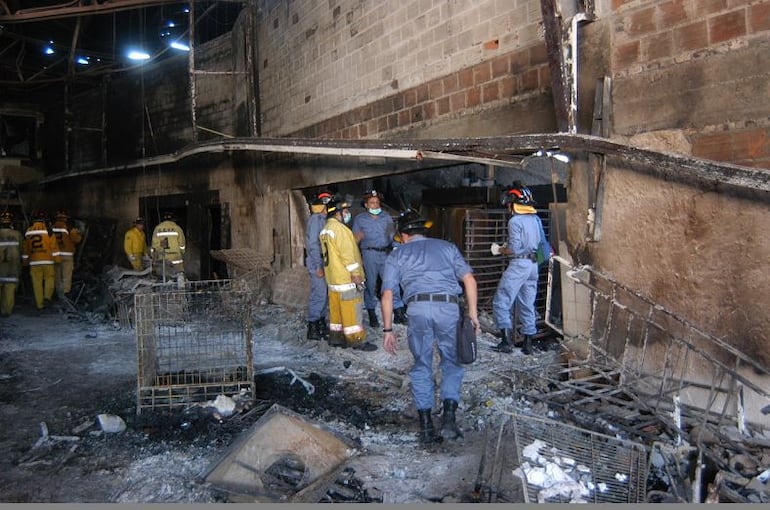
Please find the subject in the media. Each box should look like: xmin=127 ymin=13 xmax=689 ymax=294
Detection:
xmin=139 ymin=191 xmax=224 ymax=280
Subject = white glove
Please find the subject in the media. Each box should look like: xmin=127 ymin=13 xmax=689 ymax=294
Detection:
xmin=490 ymin=242 xmax=505 ymax=256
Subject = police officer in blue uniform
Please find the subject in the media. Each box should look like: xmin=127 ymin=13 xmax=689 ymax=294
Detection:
xmin=490 ymin=182 xmax=546 ymax=354
xmin=352 ymin=190 xmax=407 ymax=328
xmin=380 ymin=209 xmax=479 ymax=445
xmin=305 ymin=191 xmax=332 ymax=340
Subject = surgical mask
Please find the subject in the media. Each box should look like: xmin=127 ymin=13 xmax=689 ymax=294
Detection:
xmin=368 ymin=208 xmax=382 ymax=215
xmin=342 ymin=211 xmax=352 ymax=224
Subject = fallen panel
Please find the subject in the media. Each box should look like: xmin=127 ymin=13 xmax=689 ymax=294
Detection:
xmin=201 ymin=404 xmax=359 ymax=503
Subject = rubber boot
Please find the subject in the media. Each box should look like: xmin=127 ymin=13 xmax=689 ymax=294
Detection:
xmin=440 ymin=399 xmax=463 ymax=440
xmin=306 ymin=321 xmax=322 ymax=340
xmin=417 ymin=409 xmax=439 ymax=445
xmin=393 ymin=307 xmax=408 ymax=325
xmin=522 ymin=334 xmax=535 ymax=355
xmin=494 ymin=329 xmax=514 ymax=353
xmin=367 ymin=308 xmax=379 ymax=328
xmin=316 ymin=318 xmax=329 ymax=340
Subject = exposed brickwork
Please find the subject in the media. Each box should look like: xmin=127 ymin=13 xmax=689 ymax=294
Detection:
xmin=691 ymin=127 xmax=770 ymax=164
xmin=290 ymin=45 xmax=549 ymax=139
xmin=750 ymin=3 xmax=770 ymax=33
xmin=709 ymin=10 xmax=747 ymax=43
xmin=258 ymin=0 xmax=547 ymax=136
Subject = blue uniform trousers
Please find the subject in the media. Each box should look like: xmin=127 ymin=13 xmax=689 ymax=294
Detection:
xmin=493 ymin=259 xmax=539 ymax=335
xmin=406 ymin=301 xmax=464 ymax=410
xmin=307 ymin=269 xmax=328 ymax=322
xmin=362 ymin=249 xmax=403 ymax=310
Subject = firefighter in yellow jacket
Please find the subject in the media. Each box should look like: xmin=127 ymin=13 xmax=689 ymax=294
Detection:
xmin=0 ymin=211 xmax=23 ymax=317
xmin=151 ymin=211 xmax=186 ymax=280
xmin=22 ymin=210 xmax=60 ymax=310
xmin=52 ymin=209 xmax=83 ymax=296
xmin=124 ymin=217 xmax=149 ymax=270
xmin=319 ymin=198 xmax=377 ymax=351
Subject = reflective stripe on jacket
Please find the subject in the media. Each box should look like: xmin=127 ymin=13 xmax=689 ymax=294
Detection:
xmin=22 ymin=221 xmax=60 ymax=265
xmin=320 ymin=218 xmax=364 ymax=287
xmin=52 ymin=220 xmax=83 ymax=258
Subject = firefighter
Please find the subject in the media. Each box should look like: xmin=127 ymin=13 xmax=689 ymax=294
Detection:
xmin=52 ymin=209 xmax=83 ymax=296
xmin=151 ymin=211 xmax=186 ymax=281
xmin=352 ymin=189 xmax=407 ymax=328
xmin=319 ymin=198 xmax=376 ymax=351
xmin=22 ymin=210 xmax=60 ymax=310
xmin=489 ymin=182 xmax=545 ymax=355
xmin=305 ymin=191 xmax=332 ymax=341
xmin=124 ymin=217 xmax=150 ymax=271
xmin=0 ymin=211 xmax=23 ymax=317
xmin=380 ymin=209 xmax=479 ymax=444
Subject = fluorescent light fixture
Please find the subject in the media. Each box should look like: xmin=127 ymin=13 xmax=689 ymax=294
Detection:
xmin=170 ymin=41 xmax=190 ymax=51
xmin=552 ymin=153 xmax=570 ymax=163
xmin=76 ymin=56 xmax=89 ymax=65
xmin=44 ymin=46 xmax=55 ymax=55
xmin=127 ymin=50 xmax=151 ymax=61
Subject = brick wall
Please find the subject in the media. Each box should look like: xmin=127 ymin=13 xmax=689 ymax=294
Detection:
xmin=256 ymin=0 xmax=548 ymax=137
xmin=609 ymin=0 xmax=770 ymax=168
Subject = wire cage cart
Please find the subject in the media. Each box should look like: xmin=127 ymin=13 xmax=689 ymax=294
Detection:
xmin=135 ymin=279 xmax=254 ymax=414
xmin=508 ymin=413 xmax=648 ymax=503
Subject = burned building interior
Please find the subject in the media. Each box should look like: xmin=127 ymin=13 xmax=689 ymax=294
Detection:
xmin=1 ymin=0 xmax=769 ymax=504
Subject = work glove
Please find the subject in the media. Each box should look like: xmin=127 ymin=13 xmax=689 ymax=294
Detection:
xmin=490 ymin=242 xmax=505 ymax=256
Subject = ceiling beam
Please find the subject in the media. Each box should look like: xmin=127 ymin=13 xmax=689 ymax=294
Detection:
xmin=0 ymin=0 xmax=243 ymax=23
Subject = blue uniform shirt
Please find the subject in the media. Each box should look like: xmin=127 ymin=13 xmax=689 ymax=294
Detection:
xmin=382 ymin=236 xmax=472 ymax=301
xmin=305 ymin=213 xmax=326 ymax=272
xmin=508 ymin=214 xmax=541 ymax=256
xmin=352 ymin=212 xmax=395 ymax=250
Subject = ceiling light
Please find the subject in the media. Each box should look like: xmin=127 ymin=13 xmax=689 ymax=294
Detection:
xmin=76 ymin=56 xmax=89 ymax=65
xmin=127 ymin=50 xmax=151 ymax=61
xmin=170 ymin=41 xmax=190 ymax=52
xmin=44 ymin=46 xmax=55 ymax=55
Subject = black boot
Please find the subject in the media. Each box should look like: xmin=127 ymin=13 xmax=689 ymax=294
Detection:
xmin=316 ymin=318 xmax=329 ymax=340
xmin=393 ymin=307 xmax=408 ymax=325
xmin=306 ymin=321 xmax=321 ymax=340
xmin=440 ymin=399 xmax=463 ymax=440
xmin=417 ymin=409 xmax=439 ymax=445
xmin=367 ymin=308 xmax=379 ymax=328
xmin=522 ymin=334 xmax=535 ymax=355
xmin=494 ymin=329 xmax=514 ymax=353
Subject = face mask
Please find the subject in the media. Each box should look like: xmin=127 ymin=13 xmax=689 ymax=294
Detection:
xmin=368 ymin=208 xmax=382 ymax=215
xmin=342 ymin=211 xmax=352 ymax=224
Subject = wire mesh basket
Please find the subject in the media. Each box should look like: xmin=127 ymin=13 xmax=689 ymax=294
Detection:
xmin=135 ymin=279 xmax=254 ymax=413
xmin=509 ymin=413 xmax=648 ymax=503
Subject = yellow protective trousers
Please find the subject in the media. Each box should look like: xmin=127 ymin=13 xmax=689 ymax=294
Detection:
xmin=55 ymin=256 xmax=75 ymax=294
xmin=328 ymin=288 xmax=366 ymax=346
xmin=0 ymin=282 xmax=16 ymax=316
xmin=30 ymin=264 xmax=56 ymax=309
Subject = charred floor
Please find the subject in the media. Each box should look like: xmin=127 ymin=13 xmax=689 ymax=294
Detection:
xmin=0 ymin=257 xmax=769 ymax=504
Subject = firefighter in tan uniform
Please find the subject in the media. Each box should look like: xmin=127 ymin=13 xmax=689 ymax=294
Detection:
xmin=0 ymin=211 xmax=23 ymax=317
xmin=22 ymin=210 xmax=60 ymax=310
xmin=124 ymin=217 xmax=150 ymax=270
xmin=151 ymin=211 xmax=186 ymax=280
xmin=52 ymin=209 xmax=83 ymax=296
xmin=320 ymin=198 xmax=377 ymax=351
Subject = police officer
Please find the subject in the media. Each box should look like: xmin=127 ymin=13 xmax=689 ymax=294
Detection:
xmin=381 ymin=209 xmax=479 ymax=445
xmin=490 ymin=182 xmax=546 ymax=355
xmin=0 ymin=211 xmax=22 ymax=317
xmin=22 ymin=210 xmax=60 ymax=310
xmin=124 ymin=217 xmax=150 ymax=271
xmin=151 ymin=211 xmax=186 ymax=281
xmin=320 ymin=198 xmax=377 ymax=351
xmin=52 ymin=209 xmax=83 ymax=296
xmin=305 ymin=191 xmax=332 ymax=340
xmin=352 ymin=189 xmax=407 ymax=328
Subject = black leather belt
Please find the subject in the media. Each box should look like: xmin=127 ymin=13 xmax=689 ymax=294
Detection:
xmin=511 ymin=253 xmax=537 ymax=262
xmin=406 ymin=293 xmax=458 ymax=304
xmin=364 ymin=246 xmax=391 ymax=252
